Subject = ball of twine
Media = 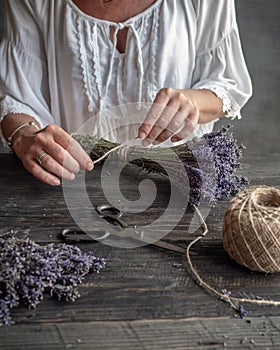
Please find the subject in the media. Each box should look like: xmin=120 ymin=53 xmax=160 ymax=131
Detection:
xmin=223 ymin=185 xmax=280 ymax=273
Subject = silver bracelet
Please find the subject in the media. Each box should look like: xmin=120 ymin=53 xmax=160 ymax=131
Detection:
xmin=7 ymin=121 xmax=40 ymax=147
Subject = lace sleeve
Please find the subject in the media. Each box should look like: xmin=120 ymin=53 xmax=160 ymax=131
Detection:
xmin=197 ymin=85 xmax=241 ymax=120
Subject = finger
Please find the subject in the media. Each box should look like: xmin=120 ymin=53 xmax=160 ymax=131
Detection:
xmin=43 ymin=125 xmax=93 ymax=171
xmin=37 ymin=152 xmax=76 ymax=181
xmin=44 ymin=142 xmax=80 ymax=174
xmin=32 ymin=128 xmax=81 ymax=175
xmin=156 ymin=109 xmax=187 ymax=143
xmin=171 ymin=110 xmax=199 ymax=142
xmin=24 ymin=159 xmax=61 ymax=186
xmin=138 ymin=103 xmax=165 ymax=141
xmin=145 ymin=103 xmax=180 ymax=143
xmin=138 ymin=88 xmax=172 ymax=139
xmin=62 ymin=137 xmax=93 ymax=171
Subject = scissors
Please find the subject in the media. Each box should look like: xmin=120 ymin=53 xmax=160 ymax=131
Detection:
xmin=62 ymin=204 xmax=185 ymax=254
xmin=61 ymin=204 xmax=127 ymax=242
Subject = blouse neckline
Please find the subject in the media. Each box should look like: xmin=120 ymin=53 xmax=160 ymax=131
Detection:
xmin=66 ymin=0 xmax=164 ymax=26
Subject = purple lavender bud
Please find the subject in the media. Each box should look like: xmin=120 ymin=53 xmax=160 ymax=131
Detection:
xmin=0 ymin=235 xmax=105 ymax=325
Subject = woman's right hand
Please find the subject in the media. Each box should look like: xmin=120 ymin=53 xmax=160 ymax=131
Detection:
xmin=11 ymin=123 xmax=93 ymax=186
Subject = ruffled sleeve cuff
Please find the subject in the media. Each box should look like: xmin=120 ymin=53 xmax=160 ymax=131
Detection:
xmin=196 ymin=84 xmax=242 ymax=120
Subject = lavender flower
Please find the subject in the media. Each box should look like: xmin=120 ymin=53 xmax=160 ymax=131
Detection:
xmin=74 ymin=125 xmax=248 ymax=207
xmin=183 ymin=125 xmax=249 ymax=206
xmin=221 ymin=289 xmax=249 ymax=318
xmin=237 ymin=305 xmax=249 ymax=318
xmin=0 ymin=235 xmax=105 ymax=325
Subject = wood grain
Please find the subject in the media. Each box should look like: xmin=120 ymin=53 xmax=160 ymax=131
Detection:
xmin=0 ymin=153 xmax=280 ymax=349
xmin=1 ymin=316 xmax=280 ymax=349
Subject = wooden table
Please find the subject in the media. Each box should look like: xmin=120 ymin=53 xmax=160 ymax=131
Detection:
xmin=0 ymin=153 xmax=279 ymax=350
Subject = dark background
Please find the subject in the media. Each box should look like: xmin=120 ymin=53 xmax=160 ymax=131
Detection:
xmin=0 ymin=0 xmax=279 ymax=155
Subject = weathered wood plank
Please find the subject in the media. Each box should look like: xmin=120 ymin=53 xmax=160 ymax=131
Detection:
xmin=1 ymin=153 xmax=280 ymax=348
xmin=1 ymin=315 xmax=280 ymax=350
xmin=4 ymin=240 xmax=280 ymax=325
xmin=1 ymin=154 xmax=279 ymax=244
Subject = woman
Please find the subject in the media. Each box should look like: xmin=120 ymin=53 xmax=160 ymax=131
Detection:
xmin=0 ymin=0 xmax=252 ymax=186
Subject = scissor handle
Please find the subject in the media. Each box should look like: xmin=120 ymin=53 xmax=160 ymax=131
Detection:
xmin=61 ymin=229 xmax=110 ymax=243
xmin=96 ymin=204 xmax=122 ymax=218
xmin=96 ymin=204 xmax=129 ymax=228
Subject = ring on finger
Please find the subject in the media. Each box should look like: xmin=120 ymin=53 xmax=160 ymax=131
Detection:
xmin=37 ymin=151 xmax=48 ymax=166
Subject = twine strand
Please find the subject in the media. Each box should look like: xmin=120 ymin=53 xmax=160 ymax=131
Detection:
xmin=187 ymin=204 xmax=280 ymax=306
xmin=117 ymin=144 xmax=130 ymax=162
xmin=92 ymin=137 xmax=140 ymax=165
xmin=93 ymin=144 xmax=123 ymax=164
xmin=223 ymin=185 xmax=280 ymax=273
xmin=92 ymin=143 xmax=280 ymax=307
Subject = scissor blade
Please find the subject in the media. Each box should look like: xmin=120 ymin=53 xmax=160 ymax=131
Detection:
xmin=97 ymin=227 xmax=186 ymax=253
xmin=61 ymin=229 xmax=109 ymax=243
xmin=151 ymin=241 xmax=186 ymax=254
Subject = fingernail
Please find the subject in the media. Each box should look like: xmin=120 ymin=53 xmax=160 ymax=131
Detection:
xmin=69 ymin=173 xmax=75 ymax=181
xmin=53 ymin=178 xmax=60 ymax=186
xmin=142 ymin=139 xmax=150 ymax=147
xmin=86 ymin=161 xmax=94 ymax=171
xmin=139 ymin=131 xmax=146 ymax=139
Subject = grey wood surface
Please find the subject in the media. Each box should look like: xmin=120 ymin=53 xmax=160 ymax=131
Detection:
xmin=0 ymin=153 xmax=279 ymax=349
xmin=1 ymin=0 xmax=280 ymax=155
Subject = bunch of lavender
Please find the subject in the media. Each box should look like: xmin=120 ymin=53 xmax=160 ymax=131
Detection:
xmin=73 ymin=126 xmax=248 ymax=207
xmin=0 ymin=235 xmax=105 ymax=325
xmin=180 ymin=126 xmax=249 ymax=206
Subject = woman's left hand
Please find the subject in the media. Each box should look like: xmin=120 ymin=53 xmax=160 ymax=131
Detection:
xmin=138 ymin=87 xmax=199 ymax=144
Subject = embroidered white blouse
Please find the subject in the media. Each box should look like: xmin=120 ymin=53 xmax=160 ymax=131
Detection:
xmin=0 ymin=0 xmax=252 ymax=145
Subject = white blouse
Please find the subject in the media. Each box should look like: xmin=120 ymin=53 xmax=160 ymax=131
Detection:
xmin=0 ymin=0 xmax=252 ymax=145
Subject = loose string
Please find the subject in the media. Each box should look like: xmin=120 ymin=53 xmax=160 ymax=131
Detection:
xmin=92 ymin=144 xmax=280 ymax=307
xmin=117 ymin=144 xmax=130 ymax=162
xmin=93 ymin=144 xmax=123 ymax=164
xmin=187 ymin=205 xmax=280 ymax=306
xmin=92 ymin=137 xmax=140 ymax=165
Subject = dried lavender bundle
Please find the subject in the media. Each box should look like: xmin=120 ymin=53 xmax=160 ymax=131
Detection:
xmin=0 ymin=235 xmax=105 ymax=325
xmin=73 ymin=126 xmax=248 ymax=206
